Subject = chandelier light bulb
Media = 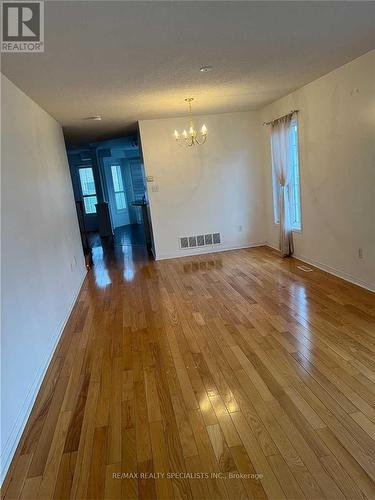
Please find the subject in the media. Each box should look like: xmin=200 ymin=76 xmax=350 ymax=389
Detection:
xmin=173 ymin=98 xmax=208 ymax=147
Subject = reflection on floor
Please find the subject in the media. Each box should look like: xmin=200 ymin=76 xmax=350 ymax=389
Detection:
xmin=4 ymin=244 xmax=375 ymax=499
xmin=88 ymin=223 xmax=146 ymax=249
xmin=90 ymin=235 xmax=149 ymax=288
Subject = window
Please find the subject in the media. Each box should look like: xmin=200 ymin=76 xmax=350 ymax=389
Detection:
xmin=79 ymin=167 xmax=97 ymax=214
xmin=272 ymin=117 xmax=302 ymax=230
xmin=111 ymin=165 xmax=126 ymax=210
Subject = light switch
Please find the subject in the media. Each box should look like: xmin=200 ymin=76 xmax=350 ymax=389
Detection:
xmin=146 ymin=175 xmax=154 ymax=182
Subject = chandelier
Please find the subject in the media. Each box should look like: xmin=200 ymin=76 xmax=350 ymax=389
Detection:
xmin=173 ymin=98 xmax=207 ymax=146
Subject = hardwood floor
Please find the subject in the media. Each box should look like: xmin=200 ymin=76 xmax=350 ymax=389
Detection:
xmin=3 ymin=244 xmax=375 ymax=499
xmin=88 ymin=224 xmax=147 ymax=250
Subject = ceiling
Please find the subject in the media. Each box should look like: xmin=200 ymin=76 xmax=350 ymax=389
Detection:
xmin=2 ymin=1 xmax=375 ymax=145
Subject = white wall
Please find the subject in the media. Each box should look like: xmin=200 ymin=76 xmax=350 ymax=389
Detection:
xmin=139 ymin=111 xmax=266 ymax=259
xmin=1 ymin=75 xmax=86 ymax=481
xmin=261 ymin=50 xmax=375 ymax=291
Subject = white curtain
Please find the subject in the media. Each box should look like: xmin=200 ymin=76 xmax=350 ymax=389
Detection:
xmin=271 ymin=114 xmax=294 ymax=257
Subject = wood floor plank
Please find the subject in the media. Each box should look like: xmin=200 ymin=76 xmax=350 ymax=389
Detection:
xmin=37 ymin=410 xmax=72 ymax=499
xmin=351 ymin=411 xmax=375 ymax=441
xmin=230 ymin=444 xmax=268 ymax=500
xmin=3 ymin=454 xmax=32 ymax=500
xmin=149 ymin=420 xmax=174 ymax=499
xmin=70 ymin=379 xmax=100 ymax=499
xmin=268 ymin=454 xmax=306 ymax=500
xmin=86 ymin=426 xmax=108 ymax=500
xmin=121 ymin=428 xmax=138 ymax=500
xmin=3 ymin=245 xmax=375 ymax=498
xmin=209 ymin=396 xmax=242 ymax=448
xmin=103 ymin=463 xmax=122 ymax=500
xmin=52 ymin=451 xmax=77 ymax=499
xmin=107 ymin=356 xmax=122 ymax=464
xmin=27 ymin=371 xmax=70 ymax=478
xmin=231 ymin=410 xmax=287 ymax=499
xmin=20 ymin=476 xmax=42 ymax=499
xmin=317 ymin=427 xmax=375 ymax=499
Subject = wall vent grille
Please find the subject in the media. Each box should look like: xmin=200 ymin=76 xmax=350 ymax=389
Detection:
xmin=204 ymin=234 xmax=213 ymax=245
xmin=180 ymin=237 xmax=189 ymax=249
xmin=213 ymin=232 xmax=221 ymax=244
xmin=179 ymin=233 xmax=222 ymax=250
xmin=188 ymin=236 xmax=197 ymax=248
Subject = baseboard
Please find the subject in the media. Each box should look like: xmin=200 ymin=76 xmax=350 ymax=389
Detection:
xmin=265 ymin=243 xmax=375 ymax=292
xmin=155 ymin=242 xmax=266 ymax=261
xmin=266 ymin=242 xmax=279 ymax=252
xmin=0 ymin=269 xmax=87 ymax=485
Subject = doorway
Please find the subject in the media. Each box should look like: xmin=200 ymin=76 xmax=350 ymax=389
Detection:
xmin=102 ymin=156 xmax=150 ymax=250
xmin=67 ymin=136 xmax=154 ymax=260
xmin=104 ymin=163 xmax=130 ymax=229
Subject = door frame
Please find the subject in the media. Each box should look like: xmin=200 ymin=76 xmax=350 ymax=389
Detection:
xmin=104 ymin=162 xmax=130 ymax=229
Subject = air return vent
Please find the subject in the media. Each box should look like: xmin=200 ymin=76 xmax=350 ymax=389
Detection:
xmin=204 ymin=234 xmax=213 ymax=245
xmin=179 ymin=233 xmax=222 ymax=250
xmin=180 ymin=237 xmax=189 ymax=249
xmin=213 ymin=232 xmax=221 ymax=244
xmin=197 ymin=235 xmax=205 ymax=246
xmin=188 ymin=236 xmax=197 ymax=248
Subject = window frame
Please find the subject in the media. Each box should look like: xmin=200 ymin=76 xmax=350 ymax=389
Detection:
xmin=78 ymin=166 xmax=98 ymax=216
xmin=271 ymin=116 xmax=302 ymax=233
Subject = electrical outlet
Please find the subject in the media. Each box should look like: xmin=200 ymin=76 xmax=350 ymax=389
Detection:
xmin=358 ymin=248 xmax=363 ymax=259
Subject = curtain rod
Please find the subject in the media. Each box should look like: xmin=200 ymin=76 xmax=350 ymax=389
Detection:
xmin=263 ymin=109 xmax=299 ymax=126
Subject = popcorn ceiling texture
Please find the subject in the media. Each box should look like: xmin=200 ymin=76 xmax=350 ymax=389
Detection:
xmin=2 ymin=1 xmax=375 ymax=144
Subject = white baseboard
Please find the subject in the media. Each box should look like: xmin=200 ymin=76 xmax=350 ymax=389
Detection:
xmin=266 ymin=242 xmax=279 ymax=252
xmin=155 ymin=242 xmax=266 ymax=261
xmin=265 ymin=243 xmax=375 ymax=292
xmin=0 ymin=269 xmax=87 ymax=485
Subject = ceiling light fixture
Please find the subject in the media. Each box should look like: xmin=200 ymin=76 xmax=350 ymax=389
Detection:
xmin=84 ymin=115 xmax=102 ymax=121
xmin=173 ymin=98 xmax=207 ymax=147
xmin=200 ymin=65 xmax=213 ymax=73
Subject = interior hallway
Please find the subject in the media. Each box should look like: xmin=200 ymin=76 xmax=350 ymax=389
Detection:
xmin=3 ymin=244 xmax=375 ymax=499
